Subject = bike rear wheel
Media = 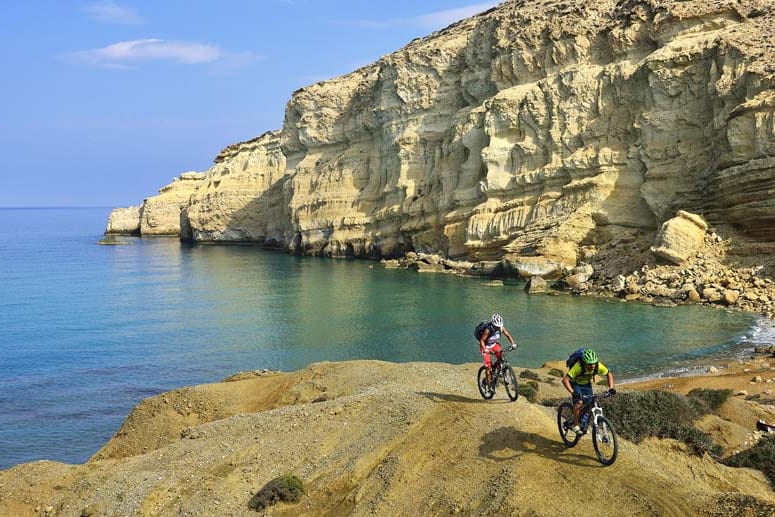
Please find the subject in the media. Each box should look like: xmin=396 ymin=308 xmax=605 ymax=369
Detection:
xmin=592 ymin=415 xmax=618 ymax=466
xmin=477 ymin=366 xmax=494 ymax=400
xmin=557 ymin=402 xmax=581 ymax=447
xmin=503 ymin=366 xmax=518 ymax=401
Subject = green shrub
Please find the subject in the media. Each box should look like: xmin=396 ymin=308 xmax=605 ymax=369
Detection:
xmin=603 ymin=390 xmax=699 ymax=442
xmin=687 ymin=388 xmax=733 ymax=414
xmin=672 ymin=425 xmax=721 ymax=457
xmin=547 ymin=368 xmax=564 ymax=378
xmin=518 ymin=384 xmax=538 ymax=403
xmin=248 ymin=474 xmax=305 ymax=511
xmin=520 ymin=369 xmax=539 ymax=380
xmin=723 ymin=435 xmax=775 ymax=487
xmin=539 ymin=396 xmax=565 ymax=407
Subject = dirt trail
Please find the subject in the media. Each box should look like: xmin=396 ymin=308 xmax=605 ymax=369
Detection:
xmin=1 ymin=360 xmax=775 ymax=516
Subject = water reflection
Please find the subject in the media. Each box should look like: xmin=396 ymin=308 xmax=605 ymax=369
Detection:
xmin=125 ymin=241 xmax=757 ymax=379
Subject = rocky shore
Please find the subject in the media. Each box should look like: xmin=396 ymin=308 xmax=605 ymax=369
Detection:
xmin=2 ymin=355 xmax=775 ymax=516
xmin=383 ymin=210 xmax=775 ymax=320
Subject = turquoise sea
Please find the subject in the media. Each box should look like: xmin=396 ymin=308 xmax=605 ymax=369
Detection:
xmin=1 ymin=207 xmax=772 ymax=470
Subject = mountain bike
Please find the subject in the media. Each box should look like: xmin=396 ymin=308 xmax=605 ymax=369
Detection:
xmin=557 ymin=390 xmax=618 ymax=466
xmin=477 ymin=344 xmax=518 ymax=401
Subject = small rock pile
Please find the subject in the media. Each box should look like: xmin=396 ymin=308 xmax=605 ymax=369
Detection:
xmin=583 ymin=232 xmax=775 ymax=318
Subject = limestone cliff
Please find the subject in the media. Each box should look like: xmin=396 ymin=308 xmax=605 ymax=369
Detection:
xmin=107 ymin=0 xmax=775 ymax=272
xmin=105 ymin=172 xmax=205 ymax=236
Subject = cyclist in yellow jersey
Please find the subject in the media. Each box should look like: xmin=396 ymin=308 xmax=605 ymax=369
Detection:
xmin=561 ymin=348 xmax=616 ymax=434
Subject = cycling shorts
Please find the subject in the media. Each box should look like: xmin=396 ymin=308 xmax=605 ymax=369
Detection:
xmin=571 ymin=382 xmax=593 ymax=404
xmin=482 ymin=343 xmax=502 ymax=367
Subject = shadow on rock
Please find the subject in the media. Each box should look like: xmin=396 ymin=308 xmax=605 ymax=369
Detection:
xmin=479 ymin=427 xmax=600 ymax=467
xmin=416 ymin=391 xmax=489 ymax=403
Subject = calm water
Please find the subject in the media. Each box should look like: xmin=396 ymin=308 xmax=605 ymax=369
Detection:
xmin=0 ymin=208 xmax=767 ymax=469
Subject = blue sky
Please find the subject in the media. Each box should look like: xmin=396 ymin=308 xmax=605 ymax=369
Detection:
xmin=0 ymin=1 xmax=500 ymax=207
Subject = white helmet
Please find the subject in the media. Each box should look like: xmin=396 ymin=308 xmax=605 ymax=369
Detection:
xmin=490 ymin=313 xmax=503 ymax=328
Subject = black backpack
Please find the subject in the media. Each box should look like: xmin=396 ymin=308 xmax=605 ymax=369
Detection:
xmin=474 ymin=321 xmax=492 ymax=340
xmin=566 ymin=347 xmax=598 ymax=374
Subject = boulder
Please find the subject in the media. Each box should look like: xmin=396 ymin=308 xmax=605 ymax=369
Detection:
xmin=702 ymin=287 xmax=722 ymax=303
xmin=612 ymin=275 xmax=626 ymax=292
xmin=723 ymin=289 xmax=740 ymax=306
xmin=525 ymin=275 xmax=548 ymax=294
xmin=651 ymin=211 xmax=708 ymax=265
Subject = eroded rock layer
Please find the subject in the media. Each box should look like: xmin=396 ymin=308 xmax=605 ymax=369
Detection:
xmin=108 ymin=0 xmax=775 ymax=272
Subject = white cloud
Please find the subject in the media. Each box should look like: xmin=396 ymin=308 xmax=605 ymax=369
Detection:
xmin=83 ymin=2 xmax=143 ymax=25
xmin=65 ymin=39 xmax=229 ymax=68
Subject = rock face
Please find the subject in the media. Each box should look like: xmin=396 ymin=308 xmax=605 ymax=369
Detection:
xmin=105 ymin=205 xmax=141 ymax=235
xmin=106 ymin=172 xmax=206 ymax=236
xmin=142 ymin=172 xmax=206 ymax=236
xmin=107 ymin=0 xmax=775 ymax=274
xmin=182 ymin=131 xmax=288 ymax=243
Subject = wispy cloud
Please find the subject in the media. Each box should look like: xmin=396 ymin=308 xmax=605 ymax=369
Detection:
xmin=83 ymin=2 xmax=143 ymax=25
xmin=338 ymin=2 xmax=500 ymax=31
xmin=63 ymin=39 xmax=260 ymax=69
xmin=414 ymin=2 xmax=500 ymax=29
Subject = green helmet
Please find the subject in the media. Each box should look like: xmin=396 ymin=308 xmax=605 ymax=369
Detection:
xmin=582 ymin=348 xmax=598 ymax=364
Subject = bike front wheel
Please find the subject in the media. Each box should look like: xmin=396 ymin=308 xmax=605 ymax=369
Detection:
xmin=592 ymin=415 xmax=618 ymax=466
xmin=557 ymin=402 xmax=581 ymax=447
xmin=503 ymin=366 xmax=518 ymax=401
xmin=477 ymin=366 xmax=494 ymax=400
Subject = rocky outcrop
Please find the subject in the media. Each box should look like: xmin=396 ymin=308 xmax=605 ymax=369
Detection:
xmin=182 ymin=131 xmax=288 ymax=243
xmin=105 ymin=205 xmax=141 ymax=235
xmin=107 ymin=0 xmax=775 ymax=282
xmin=106 ymin=172 xmax=205 ymax=237
xmin=141 ymin=172 xmax=205 ymax=236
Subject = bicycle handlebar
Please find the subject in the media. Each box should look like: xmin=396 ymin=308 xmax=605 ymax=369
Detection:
xmin=577 ymin=390 xmax=616 ymax=405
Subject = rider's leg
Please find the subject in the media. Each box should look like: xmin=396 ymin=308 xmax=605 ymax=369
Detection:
xmin=493 ymin=343 xmax=503 ymax=368
xmin=571 ymin=383 xmax=592 ymax=433
xmin=483 ymin=351 xmax=493 ymax=386
xmin=572 ymin=400 xmax=583 ymax=425
xmin=484 ymin=344 xmax=500 ymax=386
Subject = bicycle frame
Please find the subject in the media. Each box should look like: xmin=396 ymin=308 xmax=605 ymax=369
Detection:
xmin=580 ymin=396 xmax=605 ymax=432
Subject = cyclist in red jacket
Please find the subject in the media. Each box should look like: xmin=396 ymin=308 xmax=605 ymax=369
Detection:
xmin=479 ymin=313 xmax=517 ymax=387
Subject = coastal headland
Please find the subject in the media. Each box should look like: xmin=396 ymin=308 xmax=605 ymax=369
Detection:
xmin=2 ymin=355 xmax=775 ymax=515
xmin=104 ymin=0 xmax=775 ymax=319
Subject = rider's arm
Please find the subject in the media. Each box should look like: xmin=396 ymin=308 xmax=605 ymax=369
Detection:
xmin=502 ymin=327 xmax=516 ymax=346
xmin=561 ymin=374 xmax=573 ymax=394
xmin=598 ymin=362 xmax=615 ymax=390
xmin=479 ymin=328 xmax=489 ymax=354
xmin=562 ymin=362 xmax=581 ymax=394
